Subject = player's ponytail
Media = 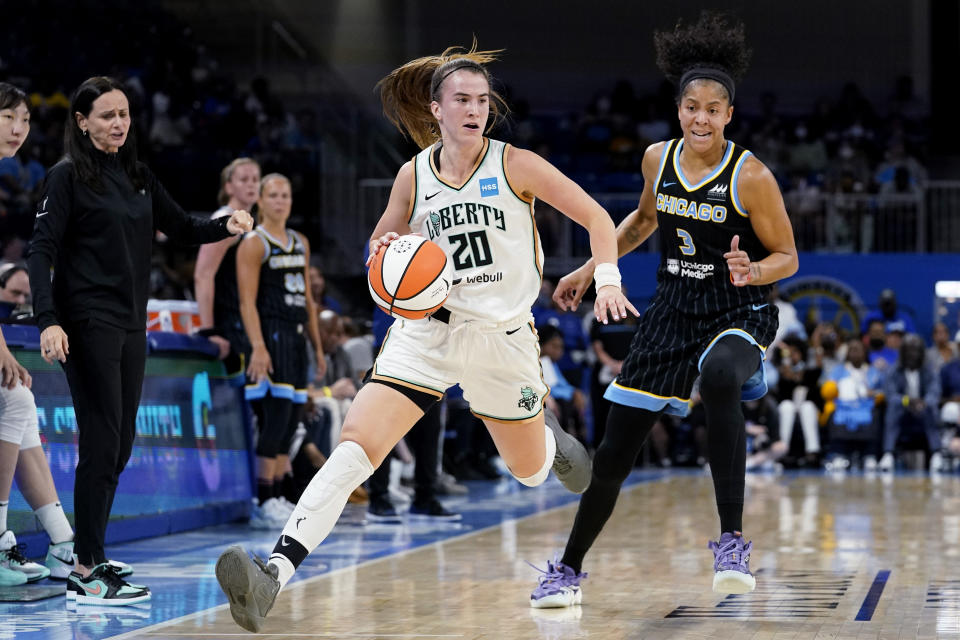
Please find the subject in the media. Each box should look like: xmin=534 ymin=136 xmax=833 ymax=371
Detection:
xmin=377 ymin=39 xmax=509 ymax=149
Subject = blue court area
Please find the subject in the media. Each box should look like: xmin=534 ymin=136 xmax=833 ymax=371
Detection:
xmin=0 ymin=471 xmax=666 ymax=640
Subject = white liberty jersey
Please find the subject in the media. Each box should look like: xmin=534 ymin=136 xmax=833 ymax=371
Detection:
xmin=408 ymin=138 xmax=543 ymax=323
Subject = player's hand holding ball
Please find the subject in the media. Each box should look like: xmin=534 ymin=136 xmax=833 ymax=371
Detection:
xmin=368 ymin=234 xmax=453 ymax=320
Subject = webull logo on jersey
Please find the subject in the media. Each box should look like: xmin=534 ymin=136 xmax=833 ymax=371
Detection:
xmin=425 ymin=203 xmax=507 ymax=240
xmin=479 ymin=177 xmax=499 ymax=197
xmin=668 ymin=259 xmax=716 ymax=280
xmin=706 ymin=183 xmax=729 ymax=201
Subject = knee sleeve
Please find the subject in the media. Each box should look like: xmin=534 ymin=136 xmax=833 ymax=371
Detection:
xmin=514 ymin=423 xmax=557 ymax=487
xmin=0 ymin=384 xmax=37 ymax=447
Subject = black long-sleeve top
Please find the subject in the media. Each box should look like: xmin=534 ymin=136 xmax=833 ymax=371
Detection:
xmin=27 ymin=152 xmax=233 ymax=332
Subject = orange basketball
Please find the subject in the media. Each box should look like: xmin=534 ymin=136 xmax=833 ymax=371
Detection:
xmin=368 ymin=235 xmax=453 ymax=319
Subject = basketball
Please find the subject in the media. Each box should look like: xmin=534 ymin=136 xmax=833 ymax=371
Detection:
xmin=368 ymin=234 xmax=453 ymax=319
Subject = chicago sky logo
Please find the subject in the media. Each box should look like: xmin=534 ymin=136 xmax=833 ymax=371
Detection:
xmin=666 ymin=258 xmax=680 ymax=275
xmin=479 ymin=177 xmax=499 ymax=197
xmin=707 ymin=183 xmax=729 ymax=200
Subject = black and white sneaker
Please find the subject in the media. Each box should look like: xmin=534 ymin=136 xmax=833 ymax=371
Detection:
xmin=408 ymin=498 xmax=462 ymax=521
xmin=545 ymin=407 xmax=592 ymax=494
xmin=66 ymin=563 xmax=150 ymax=605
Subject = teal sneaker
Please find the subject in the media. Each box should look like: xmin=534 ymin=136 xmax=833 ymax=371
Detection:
xmin=0 ymin=563 xmax=27 ymax=586
xmin=0 ymin=530 xmax=51 ymax=583
xmin=66 ymin=563 xmax=151 ymax=605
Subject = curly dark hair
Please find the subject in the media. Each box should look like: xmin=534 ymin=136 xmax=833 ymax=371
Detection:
xmin=654 ymin=11 xmax=752 ymax=98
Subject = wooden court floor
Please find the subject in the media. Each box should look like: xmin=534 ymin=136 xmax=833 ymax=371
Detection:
xmin=121 ymin=472 xmax=960 ymax=640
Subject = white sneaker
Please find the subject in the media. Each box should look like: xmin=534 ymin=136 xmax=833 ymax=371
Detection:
xmin=0 ymin=530 xmax=51 ymax=582
xmin=930 ymin=452 xmax=945 ymax=474
xmin=863 ymin=455 xmax=878 ymax=472
xmin=45 ymin=540 xmax=75 ymax=579
xmin=825 ymin=456 xmax=850 ymax=472
xmin=249 ymin=498 xmax=290 ymax=529
xmin=106 ymin=559 xmax=134 ymax=577
xmin=275 ymin=497 xmax=296 ymax=515
xmin=879 ymin=452 xmax=895 ymax=472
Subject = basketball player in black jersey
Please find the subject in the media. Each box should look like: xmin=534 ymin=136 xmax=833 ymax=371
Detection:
xmin=194 ymin=158 xmax=261 ymax=364
xmin=530 ymin=13 xmax=798 ymax=606
xmin=237 ymin=173 xmax=325 ymax=528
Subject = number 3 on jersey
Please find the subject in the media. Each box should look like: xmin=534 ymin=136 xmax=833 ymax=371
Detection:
xmin=676 ymin=228 xmax=696 ymax=256
xmin=448 ymin=230 xmax=493 ymax=269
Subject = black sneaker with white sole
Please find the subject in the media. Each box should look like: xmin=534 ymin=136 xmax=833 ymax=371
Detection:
xmin=544 ymin=406 xmax=592 ymax=494
xmin=408 ymin=498 xmax=462 ymax=521
xmin=65 ymin=563 xmax=150 ymax=605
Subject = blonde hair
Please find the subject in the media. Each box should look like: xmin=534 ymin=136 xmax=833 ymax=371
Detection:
xmin=377 ymin=40 xmax=509 ymax=149
xmin=217 ymin=157 xmax=260 ymax=206
xmin=259 ymin=172 xmax=291 ymax=195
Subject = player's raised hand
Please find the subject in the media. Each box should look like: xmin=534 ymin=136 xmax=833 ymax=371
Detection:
xmin=724 ymin=235 xmax=752 ymax=287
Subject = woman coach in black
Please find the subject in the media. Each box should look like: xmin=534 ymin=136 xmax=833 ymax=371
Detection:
xmin=27 ymin=76 xmax=253 ymax=605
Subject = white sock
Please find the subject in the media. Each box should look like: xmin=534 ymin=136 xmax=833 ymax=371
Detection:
xmin=0 ymin=500 xmax=8 ymax=532
xmin=35 ymin=502 xmax=74 ymax=544
xmin=514 ymin=424 xmax=557 ymax=487
xmin=268 ymin=554 xmax=296 ymax=589
xmin=272 ymin=441 xmax=374 ymax=589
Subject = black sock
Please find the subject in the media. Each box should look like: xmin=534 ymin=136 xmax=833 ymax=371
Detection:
xmin=257 ymin=480 xmax=274 ymax=505
xmin=271 ymin=536 xmax=309 ymax=570
xmin=273 ymin=481 xmax=285 ymax=500
xmin=281 ymin=473 xmax=298 ymax=503
xmin=717 ymin=503 xmax=743 ymax=535
xmin=699 ymin=336 xmax=759 ymax=538
xmin=561 ymin=405 xmax=659 ymax=574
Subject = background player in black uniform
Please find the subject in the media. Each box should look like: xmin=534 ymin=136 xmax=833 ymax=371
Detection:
xmin=193 ymin=158 xmax=261 ymax=364
xmin=237 ymin=173 xmax=324 ymax=527
xmin=531 ymin=13 xmax=798 ymax=606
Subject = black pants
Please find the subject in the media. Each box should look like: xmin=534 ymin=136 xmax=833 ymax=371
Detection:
xmin=368 ymin=402 xmax=441 ymax=504
xmin=62 ymin=320 xmax=146 ymax=567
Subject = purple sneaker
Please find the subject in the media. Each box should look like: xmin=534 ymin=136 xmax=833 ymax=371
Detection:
xmin=529 ymin=557 xmax=587 ymax=608
xmin=708 ymin=532 xmax=756 ymax=594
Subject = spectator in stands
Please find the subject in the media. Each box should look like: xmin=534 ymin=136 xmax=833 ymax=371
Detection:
xmin=864 ymin=319 xmax=898 ymax=373
xmin=927 ymin=322 xmax=957 ymax=373
xmin=308 ymin=263 xmax=342 ymax=314
xmin=939 ymin=356 xmax=960 ymax=466
xmin=744 ymin=397 xmax=786 ymax=471
xmin=532 ymin=282 xmax=589 ymax=388
xmin=0 ymin=263 xmax=29 ymax=319
xmin=822 ymin=338 xmax=883 ymax=471
xmin=341 ymin=317 xmax=374 ymax=382
xmin=588 ymin=301 xmax=638 ymax=448
xmin=880 ymin=334 xmax=942 ymax=472
xmin=862 ymin=288 xmax=915 ymax=336
xmin=193 ymin=157 xmax=261 ymax=361
xmin=773 ymin=335 xmax=821 ymax=463
xmin=539 ymin=324 xmax=587 ymax=444
xmin=27 ymin=77 xmax=253 ymax=604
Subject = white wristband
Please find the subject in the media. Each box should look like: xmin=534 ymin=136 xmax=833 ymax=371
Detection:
xmin=593 ymin=262 xmax=621 ymax=291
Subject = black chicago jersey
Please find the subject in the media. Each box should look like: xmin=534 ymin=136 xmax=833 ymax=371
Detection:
xmin=251 ymin=227 xmax=308 ymax=325
xmin=653 ymin=139 xmax=771 ymax=315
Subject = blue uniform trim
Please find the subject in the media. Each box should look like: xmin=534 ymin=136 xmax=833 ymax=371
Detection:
xmin=604 ymin=381 xmax=691 ymax=417
xmin=730 ymin=151 xmax=753 ymax=217
xmin=697 ymin=328 xmax=769 ymax=400
xmin=673 ymin=139 xmax=735 ymax=191
xmin=244 ymin=378 xmax=307 ymax=404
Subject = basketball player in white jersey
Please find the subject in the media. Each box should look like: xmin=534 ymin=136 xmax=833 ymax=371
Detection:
xmin=214 ymin=44 xmax=636 ymax=632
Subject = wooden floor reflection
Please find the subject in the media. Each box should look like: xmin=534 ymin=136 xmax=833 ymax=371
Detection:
xmin=128 ymin=472 xmax=960 ymax=639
